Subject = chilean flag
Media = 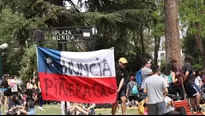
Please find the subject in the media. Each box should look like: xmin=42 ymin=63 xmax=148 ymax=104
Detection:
xmin=36 ymin=47 xmax=117 ymax=103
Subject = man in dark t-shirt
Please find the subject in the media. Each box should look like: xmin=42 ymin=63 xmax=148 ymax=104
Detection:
xmin=112 ymin=57 xmax=129 ymax=115
xmin=182 ymin=56 xmax=203 ymax=113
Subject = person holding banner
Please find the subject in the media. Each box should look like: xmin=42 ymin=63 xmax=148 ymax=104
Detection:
xmin=112 ymin=57 xmax=129 ymax=115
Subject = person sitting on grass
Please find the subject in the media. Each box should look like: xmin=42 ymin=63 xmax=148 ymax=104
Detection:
xmin=143 ymin=103 xmax=148 ymax=115
xmin=7 ymin=95 xmax=24 ymax=115
xmin=7 ymin=97 xmax=36 ymax=115
xmin=19 ymin=97 xmax=36 ymax=115
xmin=66 ymin=103 xmax=95 ymax=115
xmin=77 ymin=103 xmax=96 ymax=115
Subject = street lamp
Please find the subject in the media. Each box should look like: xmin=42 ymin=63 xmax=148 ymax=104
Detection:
xmin=0 ymin=43 xmax=8 ymax=80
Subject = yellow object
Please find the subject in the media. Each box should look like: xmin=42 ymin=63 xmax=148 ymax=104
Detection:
xmin=138 ymin=99 xmax=145 ymax=115
xmin=118 ymin=57 xmax=128 ymax=64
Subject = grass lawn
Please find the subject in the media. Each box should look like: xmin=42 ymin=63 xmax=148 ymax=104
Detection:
xmin=26 ymin=104 xmax=205 ymax=115
xmin=1 ymin=104 xmax=139 ymax=115
xmin=36 ymin=104 xmax=61 ymax=115
xmin=4 ymin=104 xmax=205 ymax=115
xmin=35 ymin=104 xmax=139 ymax=115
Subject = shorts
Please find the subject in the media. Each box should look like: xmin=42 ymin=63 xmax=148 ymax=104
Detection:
xmin=117 ymin=89 xmax=126 ymax=102
xmin=185 ymin=83 xmax=199 ymax=98
xmin=128 ymin=95 xmax=139 ymax=101
xmin=4 ymin=88 xmax=12 ymax=96
xmin=193 ymin=83 xmax=203 ymax=93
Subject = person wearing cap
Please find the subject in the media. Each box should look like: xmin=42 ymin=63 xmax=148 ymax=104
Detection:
xmin=111 ymin=57 xmax=129 ymax=115
xmin=140 ymin=59 xmax=152 ymax=91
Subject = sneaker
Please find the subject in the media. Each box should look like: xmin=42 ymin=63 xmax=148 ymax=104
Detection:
xmin=197 ymin=106 xmax=204 ymax=112
xmin=38 ymin=106 xmax=44 ymax=111
xmin=192 ymin=106 xmax=197 ymax=114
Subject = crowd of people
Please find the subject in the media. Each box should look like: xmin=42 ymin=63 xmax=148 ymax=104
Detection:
xmin=0 ymin=75 xmax=44 ymax=115
xmin=113 ymin=56 xmax=205 ymax=115
xmin=1 ymin=56 xmax=205 ymax=115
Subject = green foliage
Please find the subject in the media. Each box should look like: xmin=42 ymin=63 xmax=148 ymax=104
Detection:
xmin=0 ymin=0 xmax=162 ymax=81
xmin=0 ymin=7 xmax=46 ymax=76
xmin=180 ymin=0 xmax=205 ymax=69
xmin=19 ymin=45 xmax=37 ymax=81
xmin=193 ymin=63 xmax=203 ymax=70
xmin=79 ymin=0 xmax=158 ymax=73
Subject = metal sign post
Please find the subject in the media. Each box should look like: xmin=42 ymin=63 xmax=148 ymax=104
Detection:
xmin=33 ymin=26 xmax=97 ymax=115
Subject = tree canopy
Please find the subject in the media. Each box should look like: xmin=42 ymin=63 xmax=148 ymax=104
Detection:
xmin=0 ymin=0 xmax=204 ymax=81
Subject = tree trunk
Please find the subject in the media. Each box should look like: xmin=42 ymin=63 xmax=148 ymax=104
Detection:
xmin=195 ymin=22 xmax=205 ymax=72
xmin=154 ymin=36 xmax=160 ymax=67
xmin=153 ymin=18 xmax=161 ymax=68
xmin=140 ymin=27 xmax=145 ymax=59
xmin=164 ymin=0 xmax=182 ymax=67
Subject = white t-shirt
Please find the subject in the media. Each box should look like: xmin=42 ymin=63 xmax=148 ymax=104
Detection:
xmin=144 ymin=75 xmax=168 ymax=104
xmin=9 ymin=79 xmax=18 ymax=92
xmin=195 ymin=76 xmax=202 ymax=87
xmin=163 ymin=96 xmax=175 ymax=114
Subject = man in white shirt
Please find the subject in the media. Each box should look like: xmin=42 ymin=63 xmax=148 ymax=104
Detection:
xmin=144 ymin=66 xmax=168 ymax=115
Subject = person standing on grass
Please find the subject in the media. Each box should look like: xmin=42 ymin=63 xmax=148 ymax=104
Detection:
xmin=60 ymin=101 xmax=71 ymax=115
xmin=34 ymin=76 xmax=44 ymax=111
xmin=182 ymin=56 xmax=203 ymax=113
xmin=1 ymin=74 xmax=12 ymax=112
xmin=112 ymin=57 xmax=129 ymax=115
xmin=26 ymin=78 xmax=34 ymax=99
xmin=144 ymin=66 xmax=168 ymax=115
xmin=126 ymin=75 xmax=139 ymax=108
xmin=140 ymin=59 xmax=152 ymax=92
xmin=170 ymin=59 xmax=185 ymax=100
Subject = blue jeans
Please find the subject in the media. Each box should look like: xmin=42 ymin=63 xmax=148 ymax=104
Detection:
xmin=39 ymin=96 xmax=44 ymax=107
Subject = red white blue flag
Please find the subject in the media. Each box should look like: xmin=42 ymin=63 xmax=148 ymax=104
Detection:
xmin=36 ymin=47 xmax=117 ymax=103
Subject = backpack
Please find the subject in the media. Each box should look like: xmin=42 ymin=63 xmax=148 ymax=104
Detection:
xmin=135 ymin=70 xmax=142 ymax=87
xmin=132 ymin=84 xmax=138 ymax=95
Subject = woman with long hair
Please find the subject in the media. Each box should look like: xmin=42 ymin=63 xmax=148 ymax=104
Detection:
xmin=171 ymin=60 xmax=185 ymax=100
xmin=161 ymin=62 xmax=178 ymax=95
xmin=26 ymin=78 xmax=34 ymax=99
